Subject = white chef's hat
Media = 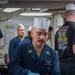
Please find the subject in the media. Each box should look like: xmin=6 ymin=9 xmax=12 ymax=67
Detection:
xmin=28 ymin=26 xmax=33 ymax=31
xmin=66 ymin=3 xmax=75 ymax=11
xmin=33 ymin=17 xmax=50 ymax=30
xmin=17 ymin=23 xmax=25 ymax=29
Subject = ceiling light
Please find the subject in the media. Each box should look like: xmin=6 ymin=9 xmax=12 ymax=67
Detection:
xmin=40 ymin=9 xmax=48 ymax=12
xmin=32 ymin=8 xmax=40 ymax=11
xmin=20 ymin=12 xmax=52 ymax=16
xmin=3 ymin=8 xmax=21 ymax=13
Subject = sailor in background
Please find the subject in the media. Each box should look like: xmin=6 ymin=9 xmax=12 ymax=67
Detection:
xmin=27 ymin=26 xmax=33 ymax=38
xmin=46 ymin=26 xmax=53 ymax=46
xmin=55 ymin=3 xmax=75 ymax=75
xmin=9 ymin=24 xmax=26 ymax=59
xmin=21 ymin=26 xmax=33 ymax=44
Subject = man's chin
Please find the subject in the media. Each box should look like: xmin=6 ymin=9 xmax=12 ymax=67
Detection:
xmin=19 ymin=35 xmax=24 ymax=37
xmin=37 ymin=44 xmax=45 ymax=47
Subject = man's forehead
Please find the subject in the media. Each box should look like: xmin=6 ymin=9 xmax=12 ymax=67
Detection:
xmin=33 ymin=27 xmax=48 ymax=33
xmin=17 ymin=26 xmax=24 ymax=30
xmin=33 ymin=27 xmax=48 ymax=31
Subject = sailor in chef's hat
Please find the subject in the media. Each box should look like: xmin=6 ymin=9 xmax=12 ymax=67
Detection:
xmin=64 ymin=3 xmax=75 ymax=22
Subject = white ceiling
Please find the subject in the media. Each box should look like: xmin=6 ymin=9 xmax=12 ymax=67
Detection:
xmin=0 ymin=0 xmax=75 ymax=20
xmin=0 ymin=0 xmax=75 ymax=13
xmin=0 ymin=0 xmax=75 ymax=9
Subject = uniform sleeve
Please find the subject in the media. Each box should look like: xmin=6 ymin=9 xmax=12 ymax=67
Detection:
xmin=9 ymin=39 xmax=16 ymax=60
xmin=8 ymin=46 xmax=30 ymax=75
xmin=0 ymin=29 xmax=3 ymax=39
xmin=50 ymin=51 xmax=60 ymax=75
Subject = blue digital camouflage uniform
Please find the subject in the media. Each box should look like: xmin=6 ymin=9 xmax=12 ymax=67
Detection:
xmin=8 ymin=41 xmax=60 ymax=75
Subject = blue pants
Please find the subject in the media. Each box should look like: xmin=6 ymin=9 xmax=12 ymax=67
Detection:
xmin=60 ymin=61 xmax=75 ymax=75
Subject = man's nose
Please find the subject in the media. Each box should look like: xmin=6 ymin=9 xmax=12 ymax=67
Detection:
xmin=40 ymin=35 xmax=44 ymax=39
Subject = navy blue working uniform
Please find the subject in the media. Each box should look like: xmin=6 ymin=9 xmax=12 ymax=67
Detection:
xmin=8 ymin=41 xmax=60 ymax=75
xmin=9 ymin=36 xmax=31 ymax=59
xmin=21 ymin=36 xmax=31 ymax=44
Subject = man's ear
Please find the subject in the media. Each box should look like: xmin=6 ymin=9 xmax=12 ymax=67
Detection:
xmin=31 ymin=27 xmax=35 ymax=37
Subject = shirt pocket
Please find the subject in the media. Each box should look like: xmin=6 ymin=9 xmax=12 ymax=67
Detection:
xmin=41 ymin=59 xmax=53 ymax=74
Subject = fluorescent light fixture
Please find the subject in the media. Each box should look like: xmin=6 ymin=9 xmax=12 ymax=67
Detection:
xmin=32 ymin=8 xmax=40 ymax=11
xmin=20 ymin=12 xmax=52 ymax=16
xmin=3 ymin=8 xmax=21 ymax=13
xmin=40 ymin=9 xmax=48 ymax=12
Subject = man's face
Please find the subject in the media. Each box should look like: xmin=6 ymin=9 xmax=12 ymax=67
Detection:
xmin=17 ymin=26 xmax=25 ymax=37
xmin=31 ymin=27 xmax=48 ymax=47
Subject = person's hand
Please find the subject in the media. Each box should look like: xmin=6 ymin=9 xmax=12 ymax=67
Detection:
xmin=28 ymin=72 xmax=40 ymax=75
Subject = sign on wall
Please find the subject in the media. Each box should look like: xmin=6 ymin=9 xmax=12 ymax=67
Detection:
xmin=5 ymin=33 xmax=14 ymax=44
